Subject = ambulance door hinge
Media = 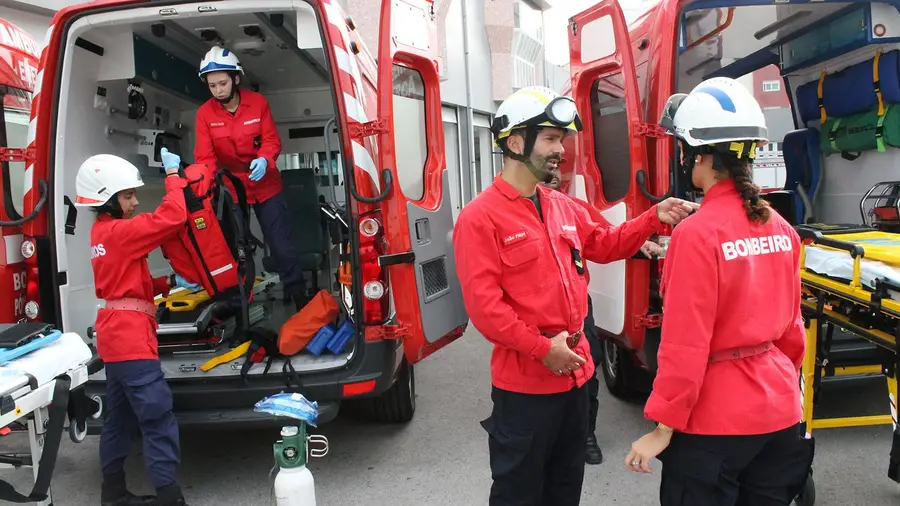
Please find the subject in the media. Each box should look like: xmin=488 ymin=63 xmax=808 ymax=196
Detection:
xmin=372 ymin=324 xmax=411 ymax=341
xmin=635 ymin=313 xmax=663 ymax=329
xmin=0 ymin=147 xmax=36 ymax=163
xmin=349 ymin=119 xmax=390 ymax=141
xmin=633 ymin=123 xmax=668 ymax=139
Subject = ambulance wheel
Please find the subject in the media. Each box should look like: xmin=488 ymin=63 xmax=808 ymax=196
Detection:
xmin=69 ymin=418 xmax=87 ymax=444
xmin=601 ymin=338 xmax=639 ymax=399
xmin=371 ymin=358 xmax=415 ymax=423
xmin=794 ymin=472 xmax=815 ymax=506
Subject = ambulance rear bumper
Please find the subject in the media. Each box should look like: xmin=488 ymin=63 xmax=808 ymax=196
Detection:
xmin=83 ymin=339 xmax=403 ymax=433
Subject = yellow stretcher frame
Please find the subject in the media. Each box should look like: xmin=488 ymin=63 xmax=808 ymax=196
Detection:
xmin=797 ymin=226 xmax=899 ymax=485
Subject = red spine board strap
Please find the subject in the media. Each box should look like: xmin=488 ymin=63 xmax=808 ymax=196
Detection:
xmin=159 ymin=164 xmax=255 ymax=300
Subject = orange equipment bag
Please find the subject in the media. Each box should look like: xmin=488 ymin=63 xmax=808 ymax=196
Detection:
xmin=278 ymin=289 xmax=340 ymax=356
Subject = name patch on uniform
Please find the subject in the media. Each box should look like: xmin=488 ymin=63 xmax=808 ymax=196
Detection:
xmin=244 ymin=118 xmax=261 ymax=125
xmin=210 ymin=122 xmax=225 ymax=128
xmin=503 ymin=231 xmax=528 ymax=246
xmin=721 ymin=234 xmax=792 ymax=261
xmin=562 ymin=224 xmax=577 ymax=233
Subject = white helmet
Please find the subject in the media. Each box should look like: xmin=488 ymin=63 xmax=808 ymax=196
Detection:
xmin=491 ymin=86 xmax=583 ymax=148
xmin=74 ymin=154 xmax=144 ymax=207
xmin=660 ymin=77 xmax=768 ymax=155
xmin=199 ymin=46 xmax=245 ymax=79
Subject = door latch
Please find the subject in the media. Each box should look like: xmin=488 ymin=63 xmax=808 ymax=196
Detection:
xmin=378 ymin=251 xmax=415 ymax=267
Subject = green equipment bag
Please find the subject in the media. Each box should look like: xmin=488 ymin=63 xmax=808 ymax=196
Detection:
xmin=819 ymin=104 xmax=900 ymax=160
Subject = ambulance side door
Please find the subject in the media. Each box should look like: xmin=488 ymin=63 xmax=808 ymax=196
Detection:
xmin=569 ymin=0 xmax=648 ymax=337
xmin=375 ymin=0 xmax=468 ymax=364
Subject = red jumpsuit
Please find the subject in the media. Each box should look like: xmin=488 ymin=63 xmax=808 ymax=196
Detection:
xmin=91 ymin=175 xmax=188 ymax=362
xmin=194 ymin=88 xmax=283 ymax=204
xmin=644 ymin=180 xmax=812 ymax=506
xmin=454 ymin=175 xmax=664 ymax=506
xmin=91 ymin=174 xmax=188 ymax=494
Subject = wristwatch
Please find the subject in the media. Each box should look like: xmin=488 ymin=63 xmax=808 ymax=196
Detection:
xmin=656 ymin=422 xmax=674 ymax=433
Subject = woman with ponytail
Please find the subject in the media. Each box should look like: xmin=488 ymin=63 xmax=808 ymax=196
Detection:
xmin=623 ymin=77 xmax=814 ymax=506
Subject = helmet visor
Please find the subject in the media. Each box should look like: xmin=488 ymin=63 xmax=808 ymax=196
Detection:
xmin=659 ymin=93 xmax=688 ymax=134
xmin=521 ymin=96 xmax=584 ymax=132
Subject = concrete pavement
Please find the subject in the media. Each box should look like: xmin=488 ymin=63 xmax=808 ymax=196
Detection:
xmin=1 ymin=327 xmax=898 ymax=505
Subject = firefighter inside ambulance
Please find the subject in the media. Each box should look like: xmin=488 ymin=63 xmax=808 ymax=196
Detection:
xmin=74 ymin=149 xmax=193 ymax=506
xmin=625 ymin=77 xmax=813 ymax=505
xmin=194 ymin=46 xmax=306 ymax=311
xmin=453 ymin=86 xmax=698 ymax=506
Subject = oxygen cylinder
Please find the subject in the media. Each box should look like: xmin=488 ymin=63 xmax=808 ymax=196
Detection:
xmin=273 ymin=423 xmax=328 ymax=506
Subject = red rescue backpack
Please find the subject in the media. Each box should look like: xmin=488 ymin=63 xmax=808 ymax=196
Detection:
xmin=160 ymin=163 xmax=257 ymax=307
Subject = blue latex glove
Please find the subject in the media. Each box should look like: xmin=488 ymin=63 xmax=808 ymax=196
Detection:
xmin=174 ymin=274 xmax=202 ymax=292
xmin=160 ymin=148 xmax=181 ymax=171
xmin=249 ymin=157 xmax=268 ymax=182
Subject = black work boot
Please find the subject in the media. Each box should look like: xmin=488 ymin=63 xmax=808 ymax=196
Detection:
xmin=100 ymin=473 xmax=156 ymax=506
xmin=585 ymin=433 xmax=603 ymax=465
xmin=155 ymin=483 xmax=188 ymax=506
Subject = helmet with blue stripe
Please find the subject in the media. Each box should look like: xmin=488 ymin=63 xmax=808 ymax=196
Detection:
xmin=659 ymin=77 xmax=768 ymax=157
xmin=199 ymin=46 xmax=245 ymax=79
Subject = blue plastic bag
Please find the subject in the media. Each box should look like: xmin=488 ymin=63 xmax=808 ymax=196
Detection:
xmin=253 ymin=392 xmax=319 ymax=427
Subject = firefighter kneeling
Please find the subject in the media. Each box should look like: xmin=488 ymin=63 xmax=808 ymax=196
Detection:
xmin=75 ymin=149 xmax=194 ymax=506
xmin=625 ymin=77 xmax=815 ymax=505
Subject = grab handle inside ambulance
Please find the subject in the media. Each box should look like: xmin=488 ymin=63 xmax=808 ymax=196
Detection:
xmin=349 ymin=167 xmax=393 ymax=204
xmin=0 ymin=166 xmax=47 ymax=228
xmin=635 ymin=169 xmax=672 ymax=203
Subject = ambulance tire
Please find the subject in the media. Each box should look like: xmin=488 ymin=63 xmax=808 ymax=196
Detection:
xmin=600 ymin=338 xmax=641 ymax=399
xmin=794 ymin=471 xmax=816 ymax=506
xmin=371 ymin=358 xmax=416 ymax=423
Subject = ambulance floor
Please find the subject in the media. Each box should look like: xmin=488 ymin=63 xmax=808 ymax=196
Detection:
xmin=0 ymin=326 xmax=895 ymax=505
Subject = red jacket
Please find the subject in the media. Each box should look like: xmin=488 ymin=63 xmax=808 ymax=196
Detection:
xmin=567 ymin=196 xmax=612 ymax=284
xmin=644 ymin=180 xmax=805 ymax=435
xmin=91 ymin=176 xmax=188 ymax=363
xmin=454 ymin=175 xmax=665 ymax=394
xmin=194 ymin=88 xmax=283 ymax=204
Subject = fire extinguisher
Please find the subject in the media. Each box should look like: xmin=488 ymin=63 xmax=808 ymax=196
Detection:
xmin=273 ymin=422 xmax=329 ymax=505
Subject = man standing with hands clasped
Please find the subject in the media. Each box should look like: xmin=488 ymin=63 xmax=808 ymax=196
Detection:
xmin=453 ymin=86 xmax=698 ymax=506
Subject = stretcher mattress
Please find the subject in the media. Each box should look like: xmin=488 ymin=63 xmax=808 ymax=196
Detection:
xmin=802 ymin=230 xmax=900 ymax=298
xmin=0 ymin=332 xmax=92 ymax=397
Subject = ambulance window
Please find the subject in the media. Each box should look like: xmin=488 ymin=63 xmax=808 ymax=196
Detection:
xmin=590 ymin=74 xmax=631 ymax=203
xmin=1 ymin=91 xmax=30 ymax=218
xmin=392 ymin=64 xmax=428 ymax=201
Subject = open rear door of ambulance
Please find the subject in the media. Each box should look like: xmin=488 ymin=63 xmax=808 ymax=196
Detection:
xmin=569 ymin=0 xmax=651 ymax=341
xmin=374 ymin=0 xmax=468 ymax=364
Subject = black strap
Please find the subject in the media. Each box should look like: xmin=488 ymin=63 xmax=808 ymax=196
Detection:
xmin=0 ymin=374 xmax=71 ymax=503
xmin=63 ymin=196 xmax=77 ymax=235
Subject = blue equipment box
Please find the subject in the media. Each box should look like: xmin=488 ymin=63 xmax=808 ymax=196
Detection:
xmin=326 ymin=320 xmax=353 ymax=355
xmin=306 ymin=324 xmax=336 ymax=357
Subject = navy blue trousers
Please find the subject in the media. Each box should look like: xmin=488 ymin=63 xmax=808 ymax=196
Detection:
xmin=100 ymin=360 xmax=180 ymax=490
xmin=584 ymin=295 xmax=602 ymax=434
xmin=254 ymin=193 xmax=303 ymax=299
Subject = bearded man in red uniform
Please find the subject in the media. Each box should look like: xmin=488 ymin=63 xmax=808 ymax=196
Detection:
xmin=453 ymin=86 xmax=698 ymax=506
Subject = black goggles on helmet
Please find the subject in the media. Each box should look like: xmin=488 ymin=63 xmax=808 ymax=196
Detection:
xmin=492 ymin=96 xmax=585 ymax=135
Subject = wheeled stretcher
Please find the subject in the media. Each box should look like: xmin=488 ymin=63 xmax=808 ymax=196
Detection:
xmin=796 ymin=224 xmax=900 ymax=491
xmin=0 ymin=328 xmax=103 ymax=505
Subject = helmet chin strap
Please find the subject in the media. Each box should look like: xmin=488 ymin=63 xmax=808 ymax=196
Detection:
xmin=502 ymin=127 xmax=550 ymax=181
xmin=215 ymin=74 xmax=240 ymax=104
